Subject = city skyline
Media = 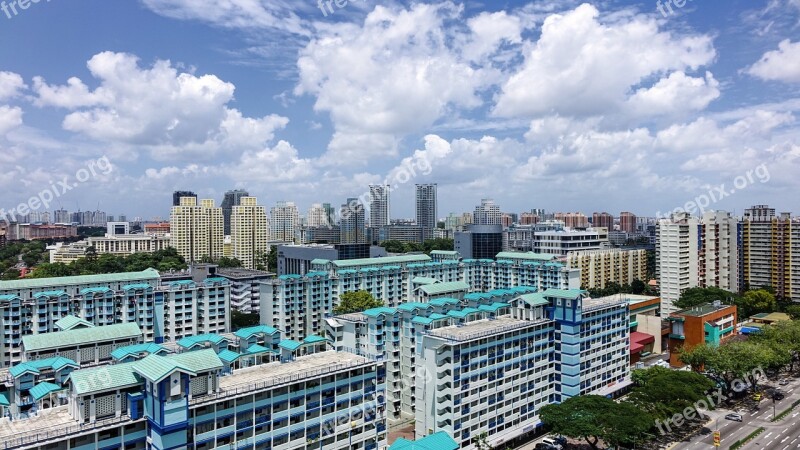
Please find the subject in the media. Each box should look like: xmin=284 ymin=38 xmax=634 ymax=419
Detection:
xmin=1 ymin=1 xmax=798 ymax=220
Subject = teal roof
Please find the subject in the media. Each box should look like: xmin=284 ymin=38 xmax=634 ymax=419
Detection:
xmin=55 ymin=315 xmax=94 ymax=331
xmin=0 ymin=269 xmax=160 ymax=291
xmin=218 ymin=349 xmax=241 ymax=364
xmin=478 ymin=303 xmax=510 ymax=312
xmin=305 ymin=271 xmax=328 ymax=278
xmin=122 ymin=283 xmax=152 ymax=291
xmin=157 ymin=349 xmax=222 ymax=374
xmin=412 ymin=277 xmax=439 ymax=285
xmin=247 ymin=344 xmax=272 ymax=355
xmin=279 ymin=340 xmax=302 ymax=351
xmin=543 ymin=288 xmax=586 ymax=300
xmin=234 ymin=325 xmax=280 ymax=340
xmin=80 ymin=287 xmax=112 ymax=295
xmin=362 ymin=307 xmax=398 ymax=318
xmin=390 ymin=431 xmax=459 ymax=450
xmin=9 ymin=364 xmax=39 ymax=378
xmin=0 ymin=393 xmax=8 ymax=406
xmin=428 ymin=298 xmax=460 ymax=307
xmin=464 ymin=292 xmax=492 ymax=301
xmin=134 ymin=354 xmax=195 ymax=383
xmin=23 ymin=322 xmax=142 ymax=352
xmin=332 ymin=254 xmax=431 ymax=268
xmin=70 ymin=363 xmax=141 ymax=395
xmin=9 ymin=357 xmax=80 ymax=379
xmin=111 ymin=343 xmax=168 ymax=361
xmin=30 ymin=382 xmax=63 ymax=401
xmin=177 ymin=333 xmax=229 ymax=349
xmin=33 ymin=290 xmax=67 ymax=298
xmin=418 ymin=281 xmax=470 ymax=296
xmin=495 ymin=252 xmax=559 ymax=262
xmin=397 ymin=302 xmax=432 ymax=312
xmin=0 ymin=294 xmax=19 ymax=301
xmin=447 ymin=308 xmax=481 ymax=319
xmin=518 ymin=293 xmax=550 ymax=307
xmin=279 ymin=274 xmax=302 ymax=281
xmin=430 ymin=250 xmax=459 ymax=256
xmin=310 ymin=259 xmax=330 ymax=265
xmin=303 ymin=335 xmax=326 ymax=344
xmin=412 ymin=314 xmax=450 ymax=325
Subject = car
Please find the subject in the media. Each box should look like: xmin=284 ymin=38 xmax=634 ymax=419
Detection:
xmin=725 ymin=413 xmax=743 ymax=422
xmin=773 ymin=392 xmax=785 ymax=400
xmin=779 ymin=379 xmax=789 ymax=386
xmin=541 ymin=438 xmax=563 ymax=449
xmin=535 ymin=444 xmax=557 ymax=450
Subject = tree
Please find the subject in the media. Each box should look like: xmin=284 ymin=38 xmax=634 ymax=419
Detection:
xmin=267 ymin=246 xmax=278 ymax=272
xmin=540 ymin=395 xmax=651 ymax=450
xmin=751 ymin=320 xmax=800 ymax=371
xmin=674 ymin=287 xmax=739 ymax=310
xmin=1 ymin=268 xmax=20 ymax=280
xmin=738 ymin=289 xmax=777 ymax=318
xmin=231 ymin=310 xmax=261 ymax=330
xmin=631 ymin=279 xmax=646 ymax=295
xmin=785 ymin=305 xmax=800 ymax=320
xmin=334 ymin=291 xmax=384 ymax=315
xmin=682 ymin=341 xmax=786 ymax=394
xmin=216 ymin=257 xmax=244 ymax=268
xmin=627 ymin=368 xmax=715 ymax=420
xmin=423 ymin=239 xmax=454 ymax=253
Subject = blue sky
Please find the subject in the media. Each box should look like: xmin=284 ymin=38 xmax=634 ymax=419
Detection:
xmin=1 ymin=0 xmax=799 ymax=221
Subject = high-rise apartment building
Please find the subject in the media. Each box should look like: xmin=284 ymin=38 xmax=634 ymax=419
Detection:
xmin=473 ymin=198 xmax=502 ymax=225
xmin=231 ymin=197 xmax=269 ymax=270
xmin=53 ymin=208 xmax=70 ymax=224
xmin=742 ymin=205 xmax=800 ymax=301
xmin=368 ymin=185 xmax=391 ymax=228
xmin=172 ymin=190 xmax=196 ymax=207
xmin=620 ymin=212 xmax=637 ymax=234
xmin=656 ymin=211 xmax=739 ymax=314
xmin=415 ymin=184 xmax=438 ymax=241
xmin=567 ymin=248 xmax=648 ymax=289
xmin=340 ymin=198 xmax=366 ymax=244
xmin=555 ymin=212 xmax=590 ymax=229
xmin=270 ymin=201 xmax=300 ymax=243
xmin=170 ymin=197 xmax=224 ymax=263
xmin=307 ymin=203 xmax=330 ymax=228
xmin=592 ymin=212 xmax=614 ymax=230
xmin=221 ymin=188 xmax=249 ymax=235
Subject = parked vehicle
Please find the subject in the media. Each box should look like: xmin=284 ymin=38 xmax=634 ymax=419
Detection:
xmin=725 ymin=413 xmax=743 ymax=422
xmin=779 ymin=379 xmax=789 ymax=386
xmin=535 ymin=444 xmax=557 ymax=450
xmin=541 ymin=437 xmax=563 ymax=449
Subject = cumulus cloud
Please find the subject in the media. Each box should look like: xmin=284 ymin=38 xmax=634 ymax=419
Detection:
xmin=0 ymin=71 xmax=27 ymax=101
xmin=0 ymin=106 xmax=23 ymax=135
xmin=494 ymin=3 xmax=716 ymax=118
xmin=32 ymin=51 xmax=289 ymax=160
xmin=746 ymin=40 xmax=800 ymax=83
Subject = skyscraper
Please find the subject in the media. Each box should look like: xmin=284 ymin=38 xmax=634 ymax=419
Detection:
xmin=620 ymin=211 xmax=637 ymax=234
xmin=473 ymin=199 xmax=502 ymax=225
xmin=368 ymin=185 xmax=390 ymax=227
xmin=592 ymin=212 xmax=614 ymax=229
xmin=323 ymin=203 xmax=336 ymax=227
xmin=172 ymin=190 xmax=197 ymax=207
xmin=170 ymin=197 xmax=224 ymax=263
xmin=53 ymin=208 xmax=70 ymax=224
xmin=743 ymin=205 xmax=800 ymax=301
xmin=340 ymin=198 xmax=366 ymax=244
xmin=415 ymin=184 xmax=437 ymax=241
xmin=270 ymin=201 xmax=300 ymax=243
xmin=231 ymin=197 xmax=269 ymax=270
xmin=221 ymin=189 xmax=250 ymax=235
xmin=306 ymin=203 xmax=329 ymax=228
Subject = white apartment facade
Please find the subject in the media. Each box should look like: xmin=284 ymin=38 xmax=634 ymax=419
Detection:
xmin=231 ymin=196 xmax=269 ymax=270
xmin=170 ymin=197 xmax=224 ymax=263
xmin=567 ymin=248 xmax=648 ymax=289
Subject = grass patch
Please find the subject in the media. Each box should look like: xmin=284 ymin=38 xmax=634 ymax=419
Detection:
xmin=772 ymin=399 xmax=800 ymax=422
xmin=729 ymin=427 xmax=765 ymax=450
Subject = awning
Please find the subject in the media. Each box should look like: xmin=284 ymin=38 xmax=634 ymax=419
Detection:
xmin=630 ymin=342 xmax=645 ymax=354
xmin=631 ymin=331 xmax=655 ymax=345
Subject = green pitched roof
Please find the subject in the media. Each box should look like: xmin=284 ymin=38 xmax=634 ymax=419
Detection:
xmin=331 ymin=254 xmax=431 ymax=268
xmin=543 ymin=288 xmax=586 ymax=300
xmin=430 ymin=250 xmax=459 ymax=256
xmin=0 ymin=269 xmax=159 ymax=291
xmin=428 ymin=298 xmax=460 ymax=307
xmin=279 ymin=340 xmax=302 ymax=351
xmin=30 ymin=382 xmax=64 ymax=401
xmin=218 ymin=349 xmax=241 ymax=364
xmin=390 ymin=432 xmax=459 ymax=450
xmin=0 ymin=393 xmax=8 ymax=406
xmin=412 ymin=277 xmax=439 ymax=285
xmin=397 ymin=302 xmax=432 ymax=312
xmin=303 ymin=335 xmax=326 ymax=344
xmin=234 ymin=325 xmax=280 ymax=340
xmin=55 ymin=315 xmax=94 ymax=331
xmin=247 ymin=344 xmax=272 ymax=355
xmin=70 ymin=363 xmax=141 ymax=395
xmin=362 ymin=307 xmax=398 ymax=318
xmin=23 ymin=322 xmax=142 ymax=352
xmin=133 ymin=354 xmax=196 ymax=383
xmin=111 ymin=343 xmax=169 ymax=361
xmin=518 ymin=293 xmax=550 ymax=307
xmin=447 ymin=308 xmax=482 ymax=319
xmin=169 ymin=349 xmax=224 ymax=373
xmin=418 ymin=281 xmax=470 ymax=296
xmin=177 ymin=333 xmax=229 ymax=349
xmin=478 ymin=303 xmax=510 ymax=313
xmin=495 ymin=252 xmax=559 ymax=262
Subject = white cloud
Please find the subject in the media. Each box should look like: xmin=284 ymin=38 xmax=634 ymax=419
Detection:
xmin=747 ymin=39 xmax=800 ymax=83
xmin=494 ymin=3 xmax=716 ymax=118
xmin=32 ymin=51 xmax=289 ymax=160
xmin=626 ymin=71 xmax=720 ymax=116
xmin=0 ymin=106 xmax=23 ymax=135
xmin=0 ymin=71 xmax=26 ymax=101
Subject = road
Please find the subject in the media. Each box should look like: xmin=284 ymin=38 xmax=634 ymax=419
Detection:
xmin=673 ymin=378 xmax=800 ymax=450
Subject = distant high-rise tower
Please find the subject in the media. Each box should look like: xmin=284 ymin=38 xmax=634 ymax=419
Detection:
xmin=369 ymin=185 xmax=391 ymax=228
xmin=54 ymin=208 xmax=70 ymax=224
xmin=474 ymin=199 xmax=502 ymax=225
xmin=592 ymin=212 xmax=614 ymax=230
xmin=743 ymin=205 xmax=800 ymax=301
xmin=307 ymin=203 xmax=329 ymax=228
xmin=270 ymin=201 xmax=300 ymax=243
xmin=415 ymin=184 xmax=438 ymax=241
xmin=340 ymin=198 xmax=367 ymax=244
xmin=172 ymin=190 xmax=197 ymax=207
xmin=620 ymin=212 xmax=637 ymax=234
xmin=323 ymin=203 xmax=336 ymax=227
xmin=221 ymin=189 xmax=250 ymax=235
xmin=170 ymin=197 xmax=224 ymax=263
xmin=231 ymin=197 xmax=269 ymax=270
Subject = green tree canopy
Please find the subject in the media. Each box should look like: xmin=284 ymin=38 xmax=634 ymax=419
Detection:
xmin=674 ymin=287 xmax=740 ymax=310
xmin=784 ymin=305 xmax=800 ymax=320
xmin=738 ymin=289 xmax=777 ymax=318
xmin=334 ymin=291 xmax=384 ymax=315
xmin=540 ymin=395 xmax=652 ymax=449
xmin=29 ymin=247 xmax=187 ymax=278
xmin=627 ymin=367 xmax=715 ymax=420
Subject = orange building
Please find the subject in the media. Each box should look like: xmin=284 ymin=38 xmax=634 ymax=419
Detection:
xmin=667 ymin=303 xmax=738 ymax=367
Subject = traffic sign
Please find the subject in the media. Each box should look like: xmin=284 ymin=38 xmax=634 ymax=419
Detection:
xmin=713 ymin=431 xmax=721 ymax=447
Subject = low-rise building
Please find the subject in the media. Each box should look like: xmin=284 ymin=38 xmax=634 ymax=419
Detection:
xmin=667 ymin=302 xmax=738 ymax=367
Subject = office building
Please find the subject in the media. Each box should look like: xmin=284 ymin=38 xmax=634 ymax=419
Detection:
xmin=667 ymin=302 xmax=737 ymax=367
xmin=144 ymin=222 xmax=170 ymax=236
xmin=340 ymin=198 xmax=367 ymax=244
xmin=742 ymin=205 xmax=800 ymax=301
xmin=170 ymin=197 xmax=224 ymax=264
xmin=378 ymin=225 xmax=425 ymax=245
xmin=299 ymin=225 xmax=341 ymax=245
xmin=532 ymin=228 xmax=609 ymax=256
xmin=415 ymin=184 xmax=438 ymax=241
xmin=567 ymin=249 xmax=648 ymax=290
xmin=592 ymin=212 xmax=614 ymax=230
xmin=0 ymin=270 xmax=230 ymax=366
xmin=172 ymin=190 xmax=197 ymax=207
xmin=270 ymin=201 xmax=300 ymax=243
xmin=327 ymin=288 xmax=630 ymax=449
xmin=0 ymin=327 xmax=386 ymax=450
xmin=473 ymin=199 xmax=502 ymax=226
xmin=307 ymin=203 xmax=331 ymax=228
xmin=230 ymin=197 xmax=269 ymax=270
xmin=369 ymin=185 xmax=391 ymax=228
xmin=657 ymin=211 xmax=739 ymax=315
xmin=263 ymin=252 xmax=579 ymax=341
xmin=106 ymin=221 xmax=130 ymax=236
xmin=620 ymin=212 xmax=637 ymax=234
xmin=455 ymin=224 xmax=504 ymax=260
xmin=221 ymin=189 xmax=250 ymax=235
